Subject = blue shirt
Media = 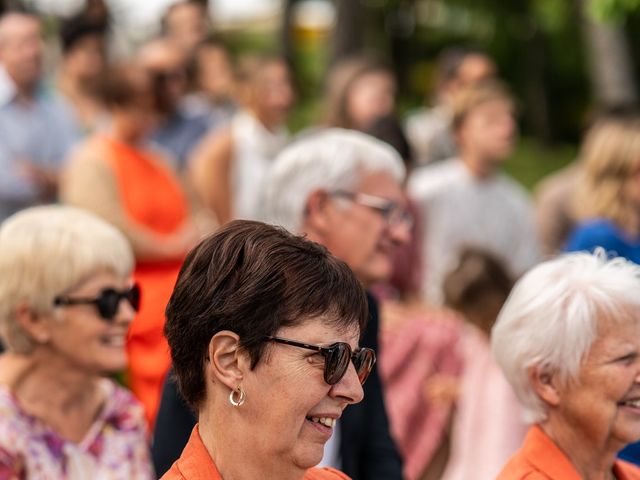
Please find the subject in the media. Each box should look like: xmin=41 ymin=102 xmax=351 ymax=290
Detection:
xmin=0 ymin=67 xmax=78 ymax=221
xmin=150 ymin=109 xmax=210 ymax=171
xmin=564 ymin=218 xmax=640 ymax=264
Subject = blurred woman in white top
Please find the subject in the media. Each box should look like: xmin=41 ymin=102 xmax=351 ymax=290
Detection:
xmin=189 ymin=55 xmax=294 ymax=223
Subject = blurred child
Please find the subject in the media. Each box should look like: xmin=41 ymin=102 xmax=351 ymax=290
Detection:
xmin=440 ymin=248 xmax=527 ymax=480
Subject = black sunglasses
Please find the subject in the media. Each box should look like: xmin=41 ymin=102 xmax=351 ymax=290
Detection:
xmin=53 ymin=284 xmax=141 ymax=321
xmin=265 ymin=336 xmax=376 ymax=386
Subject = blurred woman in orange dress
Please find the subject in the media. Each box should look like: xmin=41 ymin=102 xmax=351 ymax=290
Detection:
xmin=61 ymin=63 xmax=212 ymax=426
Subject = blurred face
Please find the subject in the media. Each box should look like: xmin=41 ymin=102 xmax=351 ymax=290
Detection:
xmin=252 ymin=61 xmax=294 ymax=128
xmin=110 ymin=71 xmax=159 ymax=142
xmin=455 ymin=54 xmax=496 ymax=90
xmin=197 ymin=46 xmax=233 ymax=101
xmin=241 ymin=317 xmax=364 ymax=469
xmin=457 ymin=98 xmax=516 ymax=165
xmin=346 ymin=71 xmax=396 ymax=130
xmin=0 ymin=14 xmax=43 ymax=91
xmin=318 ymin=171 xmax=410 ymax=287
xmin=114 ymin=95 xmax=158 ymax=140
xmin=47 ymin=271 xmax=135 ymax=374
xmin=554 ymin=317 xmax=640 ymax=452
xmin=140 ymin=42 xmax=188 ymax=112
xmin=164 ymin=2 xmax=209 ymax=53
xmin=64 ymin=34 xmax=106 ymax=86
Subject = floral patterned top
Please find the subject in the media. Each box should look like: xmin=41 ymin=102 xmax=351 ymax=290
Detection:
xmin=0 ymin=379 xmax=155 ymax=479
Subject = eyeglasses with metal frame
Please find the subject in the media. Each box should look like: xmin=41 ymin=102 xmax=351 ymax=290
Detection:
xmin=331 ymin=190 xmax=413 ymax=228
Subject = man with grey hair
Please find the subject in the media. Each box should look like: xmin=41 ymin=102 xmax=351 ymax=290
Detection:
xmin=261 ymin=128 xmax=408 ymax=479
xmin=0 ymin=9 xmax=78 ymax=222
xmin=151 ymin=129 xmax=407 ymax=479
xmin=262 ymin=128 xmax=409 ymax=288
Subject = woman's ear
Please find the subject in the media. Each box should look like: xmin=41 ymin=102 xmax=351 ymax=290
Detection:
xmin=528 ymin=364 xmax=561 ymax=408
xmin=303 ymin=189 xmax=331 ymax=236
xmin=15 ymin=303 xmax=51 ymax=345
xmin=206 ymin=331 xmax=249 ymax=390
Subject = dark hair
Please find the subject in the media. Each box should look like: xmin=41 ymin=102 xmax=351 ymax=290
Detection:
xmin=364 ymin=114 xmax=413 ymax=168
xmin=59 ymin=15 xmax=105 ymax=55
xmin=435 ymin=46 xmax=489 ymax=89
xmin=443 ymin=248 xmax=513 ymax=335
xmin=0 ymin=3 xmax=36 ymax=18
xmin=98 ymin=63 xmax=150 ymax=109
xmin=165 ymin=220 xmax=369 ymax=408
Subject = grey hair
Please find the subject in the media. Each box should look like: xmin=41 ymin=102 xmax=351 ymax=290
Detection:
xmin=491 ymin=249 xmax=640 ymax=423
xmin=0 ymin=205 xmax=134 ymax=353
xmin=261 ymin=128 xmax=405 ymax=232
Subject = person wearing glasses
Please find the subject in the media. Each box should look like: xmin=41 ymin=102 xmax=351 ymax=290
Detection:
xmin=161 ymin=220 xmax=373 ymax=480
xmin=0 ymin=205 xmax=154 ymax=479
xmin=262 ymin=128 xmax=407 ymax=479
xmin=153 ymin=129 xmax=405 ymax=479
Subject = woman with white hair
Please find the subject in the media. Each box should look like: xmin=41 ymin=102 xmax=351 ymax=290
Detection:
xmin=492 ymin=250 xmax=640 ymax=479
xmin=0 ymin=206 xmax=154 ymax=479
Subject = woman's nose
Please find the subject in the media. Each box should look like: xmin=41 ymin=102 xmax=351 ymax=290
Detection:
xmin=114 ymin=297 xmax=136 ymax=326
xmin=330 ymin=361 xmax=365 ymax=405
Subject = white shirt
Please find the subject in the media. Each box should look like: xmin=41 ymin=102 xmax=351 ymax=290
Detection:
xmin=408 ymin=158 xmax=541 ymax=304
xmin=230 ymin=110 xmax=288 ymax=220
xmin=404 ymin=106 xmax=457 ymax=166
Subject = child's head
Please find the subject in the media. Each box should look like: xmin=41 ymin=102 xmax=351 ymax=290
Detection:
xmin=443 ymin=248 xmax=513 ymax=335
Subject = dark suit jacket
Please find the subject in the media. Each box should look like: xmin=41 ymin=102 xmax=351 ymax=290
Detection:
xmin=152 ymin=292 xmax=402 ymax=479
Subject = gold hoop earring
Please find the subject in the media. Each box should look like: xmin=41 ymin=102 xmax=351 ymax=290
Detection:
xmin=229 ymin=386 xmax=246 ymax=407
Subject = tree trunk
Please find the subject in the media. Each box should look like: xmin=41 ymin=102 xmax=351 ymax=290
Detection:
xmin=579 ymin=0 xmax=638 ymax=108
xmin=330 ymin=0 xmax=365 ymax=67
xmin=280 ymin=0 xmax=297 ymax=68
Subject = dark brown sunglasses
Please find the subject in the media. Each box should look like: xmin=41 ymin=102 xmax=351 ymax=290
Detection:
xmin=265 ymin=336 xmax=376 ymax=386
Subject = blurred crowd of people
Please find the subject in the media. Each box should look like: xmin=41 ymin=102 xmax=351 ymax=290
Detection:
xmin=2 ymin=1 xmax=640 ymax=479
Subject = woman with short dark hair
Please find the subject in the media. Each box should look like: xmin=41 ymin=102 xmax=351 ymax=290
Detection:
xmin=162 ymin=220 xmax=375 ymax=480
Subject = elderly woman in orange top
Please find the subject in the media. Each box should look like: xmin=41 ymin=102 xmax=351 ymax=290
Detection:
xmin=61 ymin=63 xmax=209 ymax=426
xmin=161 ymin=220 xmax=374 ymax=480
xmin=492 ymin=250 xmax=640 ymax=480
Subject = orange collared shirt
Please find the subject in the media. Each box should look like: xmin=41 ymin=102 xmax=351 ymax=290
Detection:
xmin=497 ymin=425 xmax=640 ymax=480
xmin=161 ymin=425 xmax=351 ymax=480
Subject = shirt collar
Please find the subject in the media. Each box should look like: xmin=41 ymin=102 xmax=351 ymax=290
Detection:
xmin=523 ymin=425 xmax=585 ymax=480
xmin=174 ymin=425 xmax=223 ymax=480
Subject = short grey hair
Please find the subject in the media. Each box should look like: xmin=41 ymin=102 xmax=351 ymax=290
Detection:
xmin=491 ymin=249 xmax=640 ymax=423
xmin=261 ymin=128 xmax=405 ymax=232
xmin=0 ymin=205 xmax=134 ymax=353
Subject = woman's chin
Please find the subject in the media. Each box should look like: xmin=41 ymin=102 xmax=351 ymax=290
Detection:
xmin=293 ymin=446 xmax=326 ymax=471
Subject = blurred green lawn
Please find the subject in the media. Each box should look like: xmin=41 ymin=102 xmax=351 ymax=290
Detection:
xmin=504 ymin=137 xmax=577 ymax=191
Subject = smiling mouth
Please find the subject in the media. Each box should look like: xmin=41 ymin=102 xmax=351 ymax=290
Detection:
xmin=306 ymin=416 xmax=336 ymax=428
xmin=618 ymin=399 xmax=640 ymax=408
xmin=100 ymin=335 xmax=126 ymax=347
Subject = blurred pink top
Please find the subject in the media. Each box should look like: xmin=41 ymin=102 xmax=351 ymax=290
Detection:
xmin=441 ymin=325 xmax=528 ymax=480
xmin=379 ymin=303 xmax=463 ymax=480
